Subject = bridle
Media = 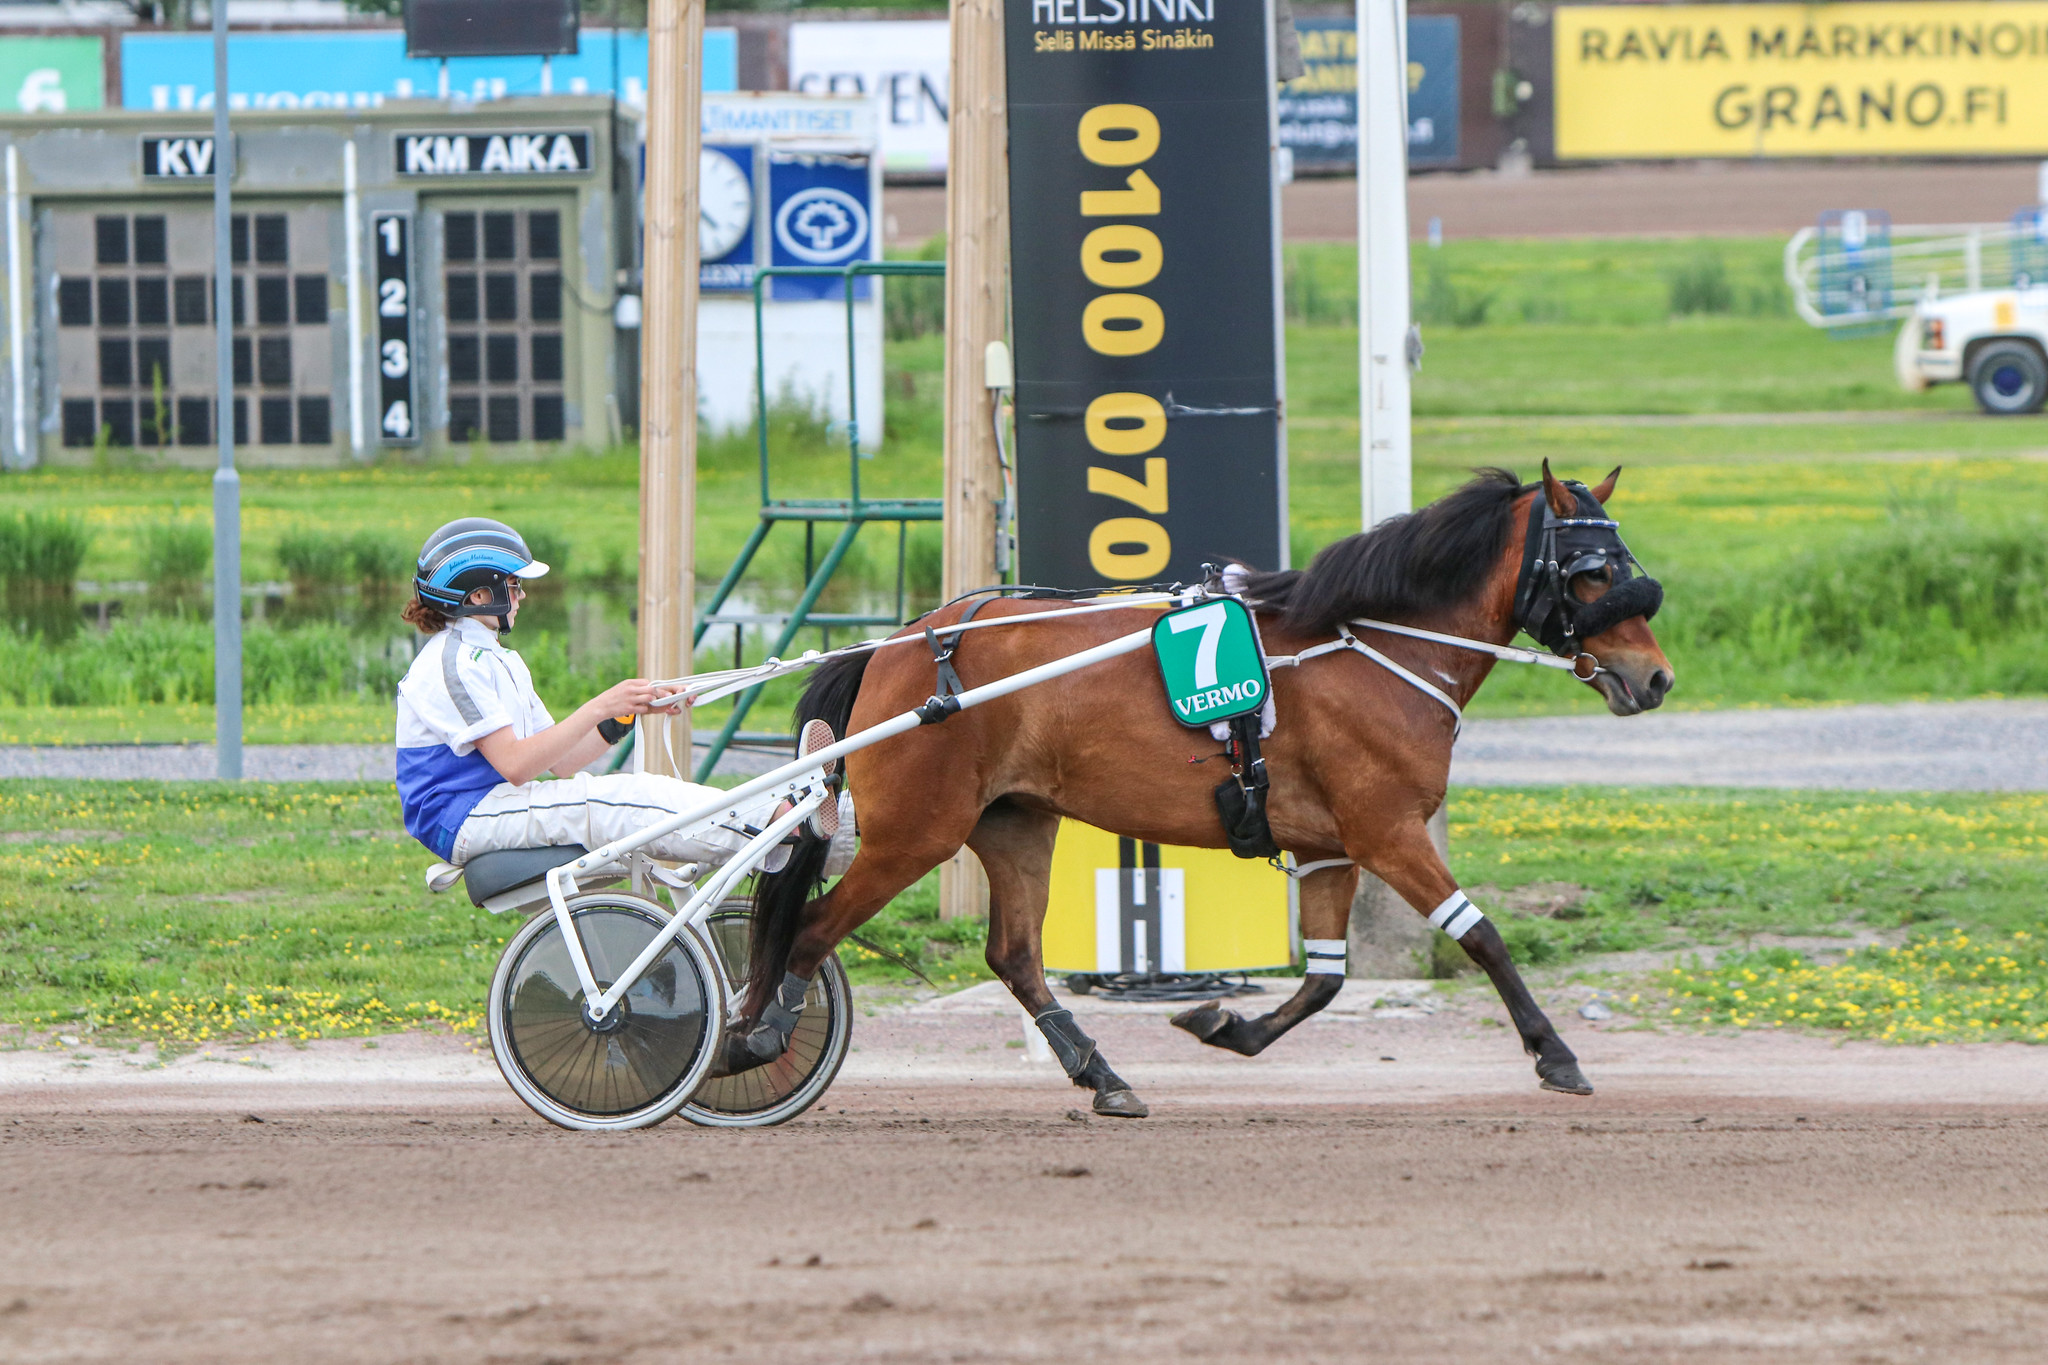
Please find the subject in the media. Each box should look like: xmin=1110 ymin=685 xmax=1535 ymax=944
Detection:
xmin=1263 ymin=483 xmax=1666 ymax=742
xmin=1511 ymin=482 xmax=1664 ymax=664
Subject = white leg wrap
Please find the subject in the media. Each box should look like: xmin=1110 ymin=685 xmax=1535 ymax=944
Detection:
xmin=1302 ymin=938 xmax=1347 ymax=976
xmin=1427 ymin=891 xmax=1485 ymax=941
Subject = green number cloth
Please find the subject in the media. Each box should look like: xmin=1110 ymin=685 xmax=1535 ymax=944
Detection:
xmin=1152 ymin=597 xmax=1270 ymax=729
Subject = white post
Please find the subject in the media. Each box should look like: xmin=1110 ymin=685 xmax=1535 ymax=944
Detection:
xmin=1356 ymin=0 xmax=1413 ymax=529
xmin=5 ymin=146 xmax=25 ymax=469
xmin=1349 ymin=0 xmax=1424 ymax=975
xmin=342 ymin=140 xmax=366 ymax=456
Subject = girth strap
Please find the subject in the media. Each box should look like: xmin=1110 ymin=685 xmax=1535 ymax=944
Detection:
xmin=1274 ymin=855 xmax=1356 ymax=880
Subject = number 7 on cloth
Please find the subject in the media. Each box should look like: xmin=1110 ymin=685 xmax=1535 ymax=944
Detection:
xmin=1151 ymin=598 xmax=1270 ymax=729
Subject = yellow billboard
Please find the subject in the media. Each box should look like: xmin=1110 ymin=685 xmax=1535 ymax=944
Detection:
xmin=1042 ymin=821 xmax=1294 ymax=974
xmin=1555 ymin=3 xmax=2048 ymax=158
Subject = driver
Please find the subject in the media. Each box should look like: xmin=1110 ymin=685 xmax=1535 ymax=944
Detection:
xmin=395 ymin=517 xmax=850 ymax=874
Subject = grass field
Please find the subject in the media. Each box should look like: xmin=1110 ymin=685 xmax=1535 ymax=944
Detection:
xmin=1452 ymin=785 xmax=2048 ymax=1043
xmin=1452 ymin=786 xmax=2048 ymax=962
xmin=4 ymin=779 xmax=2039 ymax=1050
xmin=4 ymin=234 xmax=2038 ymax=1057
xmin=0 ymin=781 xmax=966 ymax=1048
xmin=4 ymin=232 xmax=2047 ymax=743
xmin=0 ymin=702 xmax=391 ymax=746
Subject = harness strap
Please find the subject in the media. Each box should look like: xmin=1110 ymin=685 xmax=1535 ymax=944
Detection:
xmin=924 ymin=593 xmax=1010 ymax=703
xmin=1267 ymin=623 xmax=1465 ymax=740
xmin=1213 ymin=712 xmax=1282 ymax=860
xmin=1274 ymin=855 xmax=1356 ymax=880
xmin=924 ymin=623 xmax=965 ymax=700
xmin=1350 ymin=618 xmax=1580 ymax=672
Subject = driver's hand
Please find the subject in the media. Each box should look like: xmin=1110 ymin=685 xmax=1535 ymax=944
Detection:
xmin=594 ymin=678 xmax=663 ymax=717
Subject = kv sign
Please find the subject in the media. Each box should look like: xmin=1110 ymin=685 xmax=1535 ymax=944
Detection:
xmin=140 ymin=135 xmax=225 ymax=178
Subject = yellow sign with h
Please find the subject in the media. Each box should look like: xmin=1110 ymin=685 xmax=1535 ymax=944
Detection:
xmin=1041 ymin=820 xmax=1294 ymax=975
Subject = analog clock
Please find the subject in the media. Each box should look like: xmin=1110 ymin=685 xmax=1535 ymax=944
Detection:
xmin=699 ymin=148 xmax=753 ymax=262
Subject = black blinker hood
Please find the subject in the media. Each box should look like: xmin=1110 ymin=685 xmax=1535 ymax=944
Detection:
xmin=1512 ymin=482 xmax=1662 ymax=656
xmin=1571 ymin=574 xmax=1663 ymax=643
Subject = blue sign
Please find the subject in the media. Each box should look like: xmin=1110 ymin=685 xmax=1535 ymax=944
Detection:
xmin=768 ymin=154 xmax=874 ymax=301
xmin=2014 ymin=208 xmax=2048 ymax=290
xmin=1816 ymin=210 xmax=1893 ymax=327
xmin=120 ymin=28 xmax=735 ymax=111
xmin=699 ymin=143 xmax=757 ymax=293
xmin=1406 ymin=16 xmax=1460 ymax=169
xmin=1277 ymin=19 xmax=1356 ymax=172
xmin=1277 ymin=16 xmax=1461 ymax=171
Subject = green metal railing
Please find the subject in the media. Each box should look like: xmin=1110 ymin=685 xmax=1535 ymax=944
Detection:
xmin=690 ymin=260 xmax=945 ymax=779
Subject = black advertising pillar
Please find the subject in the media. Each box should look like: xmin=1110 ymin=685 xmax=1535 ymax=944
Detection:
xmin=1005 ymin=0 xmax=1285 ymax=590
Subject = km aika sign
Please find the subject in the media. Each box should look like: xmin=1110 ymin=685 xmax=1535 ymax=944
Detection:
xmin=1557 ymin=2 xmax=2048 ymax=158
xmin=1005 ymin=0 xmax=1284 ymax=590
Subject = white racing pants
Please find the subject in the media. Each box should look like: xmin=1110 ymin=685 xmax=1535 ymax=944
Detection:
xmin=449 ymin=771 xmax=858 ymax=876
xmin=451 ymin=771 xmax=779 ymax=870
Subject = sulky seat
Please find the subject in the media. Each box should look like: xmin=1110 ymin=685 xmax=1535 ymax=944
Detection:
xmin=461 ymin=845 xmax=592 ymax=908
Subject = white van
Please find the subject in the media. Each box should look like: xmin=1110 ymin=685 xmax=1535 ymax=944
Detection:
xmin=1896 ymin=287 xmax=2048 ymax=414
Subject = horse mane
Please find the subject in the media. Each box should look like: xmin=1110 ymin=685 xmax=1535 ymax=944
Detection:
xmin=1240 ymin=467 xmax=1526 ymax=636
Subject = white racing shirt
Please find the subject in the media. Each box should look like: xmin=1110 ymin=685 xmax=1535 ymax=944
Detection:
xmin=395 ymin=618 xmax=553 ymax=858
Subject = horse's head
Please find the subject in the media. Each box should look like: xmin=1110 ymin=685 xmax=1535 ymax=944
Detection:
xmin=1518 ymin=461 xmax=1675 ymax=716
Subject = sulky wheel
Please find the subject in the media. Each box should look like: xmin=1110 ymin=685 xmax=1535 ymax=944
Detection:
xmin=681 ymin=902 xmax=853 ymax=1128
xmin=488 ymin=894 xmax=723 ymax=1131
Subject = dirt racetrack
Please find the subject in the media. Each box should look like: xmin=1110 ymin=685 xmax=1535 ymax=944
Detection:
xmin=5 ymin=989 xmax=2048 ymax=1364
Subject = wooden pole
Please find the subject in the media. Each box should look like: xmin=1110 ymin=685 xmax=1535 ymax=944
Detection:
xmin=938 ymin=0 xmax=1009 ymax=920
xmin=1348 ymin=807 xmax=1446 ymax=977
xmin=639 ymin=0 xmax=706 ymax=778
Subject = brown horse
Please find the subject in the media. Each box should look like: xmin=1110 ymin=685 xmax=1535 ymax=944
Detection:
xmin=732 ymin=463 xmax=1674 ymax=1117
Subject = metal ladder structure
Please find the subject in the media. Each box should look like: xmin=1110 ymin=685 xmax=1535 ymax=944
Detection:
xmin=690 ymin=259 xmax=945 ymax=780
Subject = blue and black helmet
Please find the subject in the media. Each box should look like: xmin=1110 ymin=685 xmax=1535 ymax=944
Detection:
xmin=413 ymin=518 xmax=548 ymax=632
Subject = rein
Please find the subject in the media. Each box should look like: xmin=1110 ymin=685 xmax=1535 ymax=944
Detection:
xmin=650 ymin=486 xmax=1660 ymax=754
xmin=647 ymin=590 xmax=1189 ymax=707
xmin=650 ymin=579 xmax=1612 ymax=742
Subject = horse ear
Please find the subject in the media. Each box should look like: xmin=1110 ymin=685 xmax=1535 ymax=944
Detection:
xmin=1591 ymin=466 xmax=1621 ymax=504
xmin=1539 ymin=459 xmax=1575 ymax=516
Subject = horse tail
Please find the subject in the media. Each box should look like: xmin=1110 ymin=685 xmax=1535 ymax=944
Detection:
xmin=748 ymin=647 xmax=871 ymax=1001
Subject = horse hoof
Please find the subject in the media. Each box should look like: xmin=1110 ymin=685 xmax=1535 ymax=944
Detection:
xmin=709 ymin=1031 xmax=774 ymax=1079
xmin=1169 ymin=1005 xmax=1234 ymax=1042
xmin=1538 ymin=1061 xmax=1594 ymax=1096
xmin=1093 ymin=1089 xmax=1150 ymax=1119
